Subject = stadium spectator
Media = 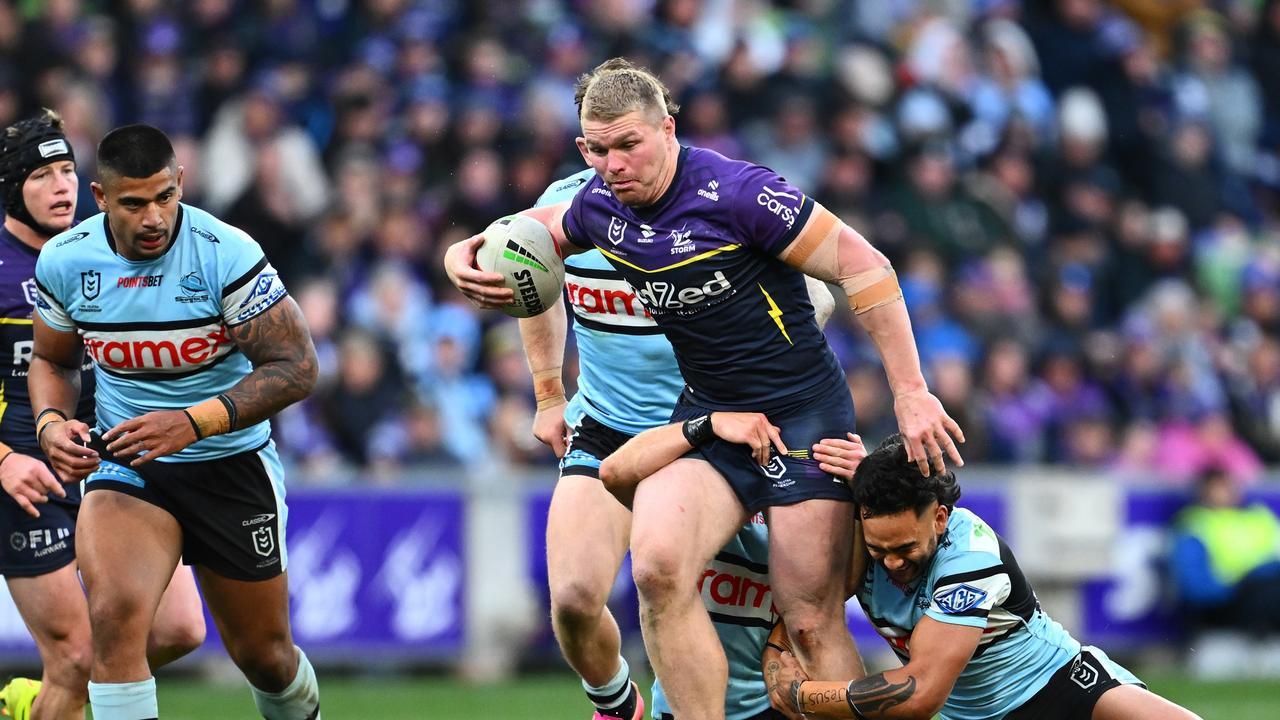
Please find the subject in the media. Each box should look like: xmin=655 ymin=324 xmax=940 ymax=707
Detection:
xmin=1169 ymin=467 xmax=1280 ymax=675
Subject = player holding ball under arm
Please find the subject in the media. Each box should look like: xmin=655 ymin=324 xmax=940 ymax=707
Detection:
xmin=446 ymin=58 xmax=963 ymax=719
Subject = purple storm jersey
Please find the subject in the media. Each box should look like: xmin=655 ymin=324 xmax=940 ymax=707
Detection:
xmin=0 ymin=228 xmax=93 ymax=453
xmin=563 ymin=146 xmax=846 ymax=411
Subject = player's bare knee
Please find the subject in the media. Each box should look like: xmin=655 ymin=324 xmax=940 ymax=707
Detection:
xmin=153 ymin=612 xmax=206 ymax=658
xmin=550 ymin=576 xmax=608 ymax=627
xmin=235 ymin=641 xmax=297 ymax=692
xmin=42 ymin=637 xmax=92 ymax=689
xmin=631 ymin=548 xmax=689 ymax=604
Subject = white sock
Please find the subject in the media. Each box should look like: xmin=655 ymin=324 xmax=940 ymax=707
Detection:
xmin=250 ymin=647 xmax=321 ymax=720
xmin=88 ymin=678 xmax=158 ymax=720
xmin=583 ymin=656 xmax=631 ymax=710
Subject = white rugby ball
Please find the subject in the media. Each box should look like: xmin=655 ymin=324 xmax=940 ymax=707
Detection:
xmin=475 ymin=214 xmax=565 ymax=318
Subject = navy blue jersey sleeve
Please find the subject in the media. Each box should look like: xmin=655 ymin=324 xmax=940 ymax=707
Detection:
xmin=729 ymin=165 xmax=814 ymax=256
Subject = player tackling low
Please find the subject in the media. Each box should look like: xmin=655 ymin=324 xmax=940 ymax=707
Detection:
xmin=765 ymin=435 xmax=1201 ymax=720
xmin=29 ymin=124 xmax=320 ymax=720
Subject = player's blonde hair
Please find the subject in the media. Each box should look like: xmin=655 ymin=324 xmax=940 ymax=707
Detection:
xmin=574 ymin=58 xmax=679 ymax=124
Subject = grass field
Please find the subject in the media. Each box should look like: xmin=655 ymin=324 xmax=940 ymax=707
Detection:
xmin=138 ymin=671 xmax=1278 ymax=719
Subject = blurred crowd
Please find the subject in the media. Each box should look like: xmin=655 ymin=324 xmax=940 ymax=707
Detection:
xmin=4 ymin=0 xmax=1280 ymax=483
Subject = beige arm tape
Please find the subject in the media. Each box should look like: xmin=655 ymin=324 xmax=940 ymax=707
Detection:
xmin=782 ymin=205 xmax=903 ymax=315
xmin=186 ymin=397 xmax=231 ymax=437
xmin=532 ymin=367 xmax=565 ymax=410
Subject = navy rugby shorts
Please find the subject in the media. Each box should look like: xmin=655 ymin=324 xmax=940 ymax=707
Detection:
xmin=559 ymin=414 xmax=634 ymax=480
xmin=670 ymin=392 xmax=855 ymax=514
xmin=0 ymin=457 xmax=79 ymax=577
xmin=84 ymin=441 xmax=288 ymax=581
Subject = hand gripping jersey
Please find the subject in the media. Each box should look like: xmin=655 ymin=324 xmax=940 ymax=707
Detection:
xmin=652 ymin=515 xmax=776 ymax=720
xmin=536 ymin=170 xmax=682 ymax=435
xmin=563 ymin=146 xmax=846 ymax=412
xmin=0 ymin=228 xmax=94 ymax=453
xmin=34 ymin=204 xmax=287 ymax=462
xmin=857 ymin=508 xmax=1084 ymax=720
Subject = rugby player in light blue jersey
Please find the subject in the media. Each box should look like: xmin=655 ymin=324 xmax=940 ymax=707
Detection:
xmin=29 ymin=125 xmax=320 ymax=720
xmin=523 ymin=169 xmax=836 ymax=720
xmin=0 ymin=111 xmax=204 ymax=720
xmin=764 ymin=435 xmax=1200 ymax=720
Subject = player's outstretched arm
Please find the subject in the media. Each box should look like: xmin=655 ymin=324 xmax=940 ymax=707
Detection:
xmin=29 ymin=315 xmax=98 ymax=483
xmin=518 ymin=299 xmax=571 ymax=457
xmin=103 ymin=297 xmax=318 ymax=464
xmin=779 ymin=208 xmax=964 ymax=477
xmin=599 ymin=412 xmax=789 ymax=508
xmin=768 ymin=617 xmax=979 ymax=719
xmin=445 ymin=200 xmax=582 ymax=309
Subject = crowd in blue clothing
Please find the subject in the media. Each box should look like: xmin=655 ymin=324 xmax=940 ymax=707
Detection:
xmin=2 ymin=0 xmax=1278 ymax=481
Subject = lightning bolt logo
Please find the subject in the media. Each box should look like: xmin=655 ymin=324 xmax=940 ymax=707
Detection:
xmin=759 ymin=284 xmax=792 ymax=345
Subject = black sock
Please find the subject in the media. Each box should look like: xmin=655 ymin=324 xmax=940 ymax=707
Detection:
xmin=590 ymin=682 xmax=637 ymax=719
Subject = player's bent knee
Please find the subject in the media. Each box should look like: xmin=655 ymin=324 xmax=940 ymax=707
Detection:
xmin=152 ymin=612 xmax=206 ymax=659
xmin=550 ymin=576 xmax=610 ymax=625
xmin=43 ymin=637 xmax=92 ymax=688
xmin=227 ymin=636 xmax=296 ymax=691
xmin=631 ymin=552 xmax=691 ymax=604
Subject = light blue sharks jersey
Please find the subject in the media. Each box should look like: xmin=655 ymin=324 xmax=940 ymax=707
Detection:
xmin=653 ymin=515 xmax=776 ymax=720
xmin=535 ymin=171 xmax=682 ymax=435
xmin=34 ymin=204 xmax=288 ymax=462
xmin=857 ymin=507 xmax=1088 ymax=720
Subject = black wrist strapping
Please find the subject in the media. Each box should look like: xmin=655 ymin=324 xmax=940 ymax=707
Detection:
xmin=183 ymin=410 xmax=204 ymax=440
xmin=681 ymin=415 xmax=714 ymax=447
xmin=215 ymin=394 xmax=239 ymax=432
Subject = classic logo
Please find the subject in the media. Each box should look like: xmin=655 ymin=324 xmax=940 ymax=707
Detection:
xmin=698 ymin=179 xmax=720 ymax=202
xmin=1070 ymin=655 xmax=1099 ymax=689
xmin=55 ymin=231 xmax=89 ymax=247
xmin=607 ymin=216 xmax=627 ymax=246
xmin=80 ymin=271 xmax=101 ymax=300
xmin=252 ymin=526 xmax=276 ymax=557
xmin=242 ymin=513 xmax=276 ymax=527
xmin=757 ymin=185 xmax=800 ymax=229
xmin=933 ymin=584 xmax=988 ymax=614
xmin=190 ymin=225 xmax=219 ymax=243
xmin=177 ymin=272 xmax=208 ymax=303
xmin=634 ymin=271 xmax=733 ymax=312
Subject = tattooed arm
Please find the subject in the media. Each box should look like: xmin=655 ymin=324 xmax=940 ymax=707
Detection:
xmin=219 ymin=296 xmax=319 ymax=425
xmin=103 ymin=297 xmax=318 ymax=463
xmin=771 ymin=617 xmax=981 ymax=719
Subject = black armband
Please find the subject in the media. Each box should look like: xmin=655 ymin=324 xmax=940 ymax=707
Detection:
xmin=681 ymin=415 xmax=713 ymax=447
